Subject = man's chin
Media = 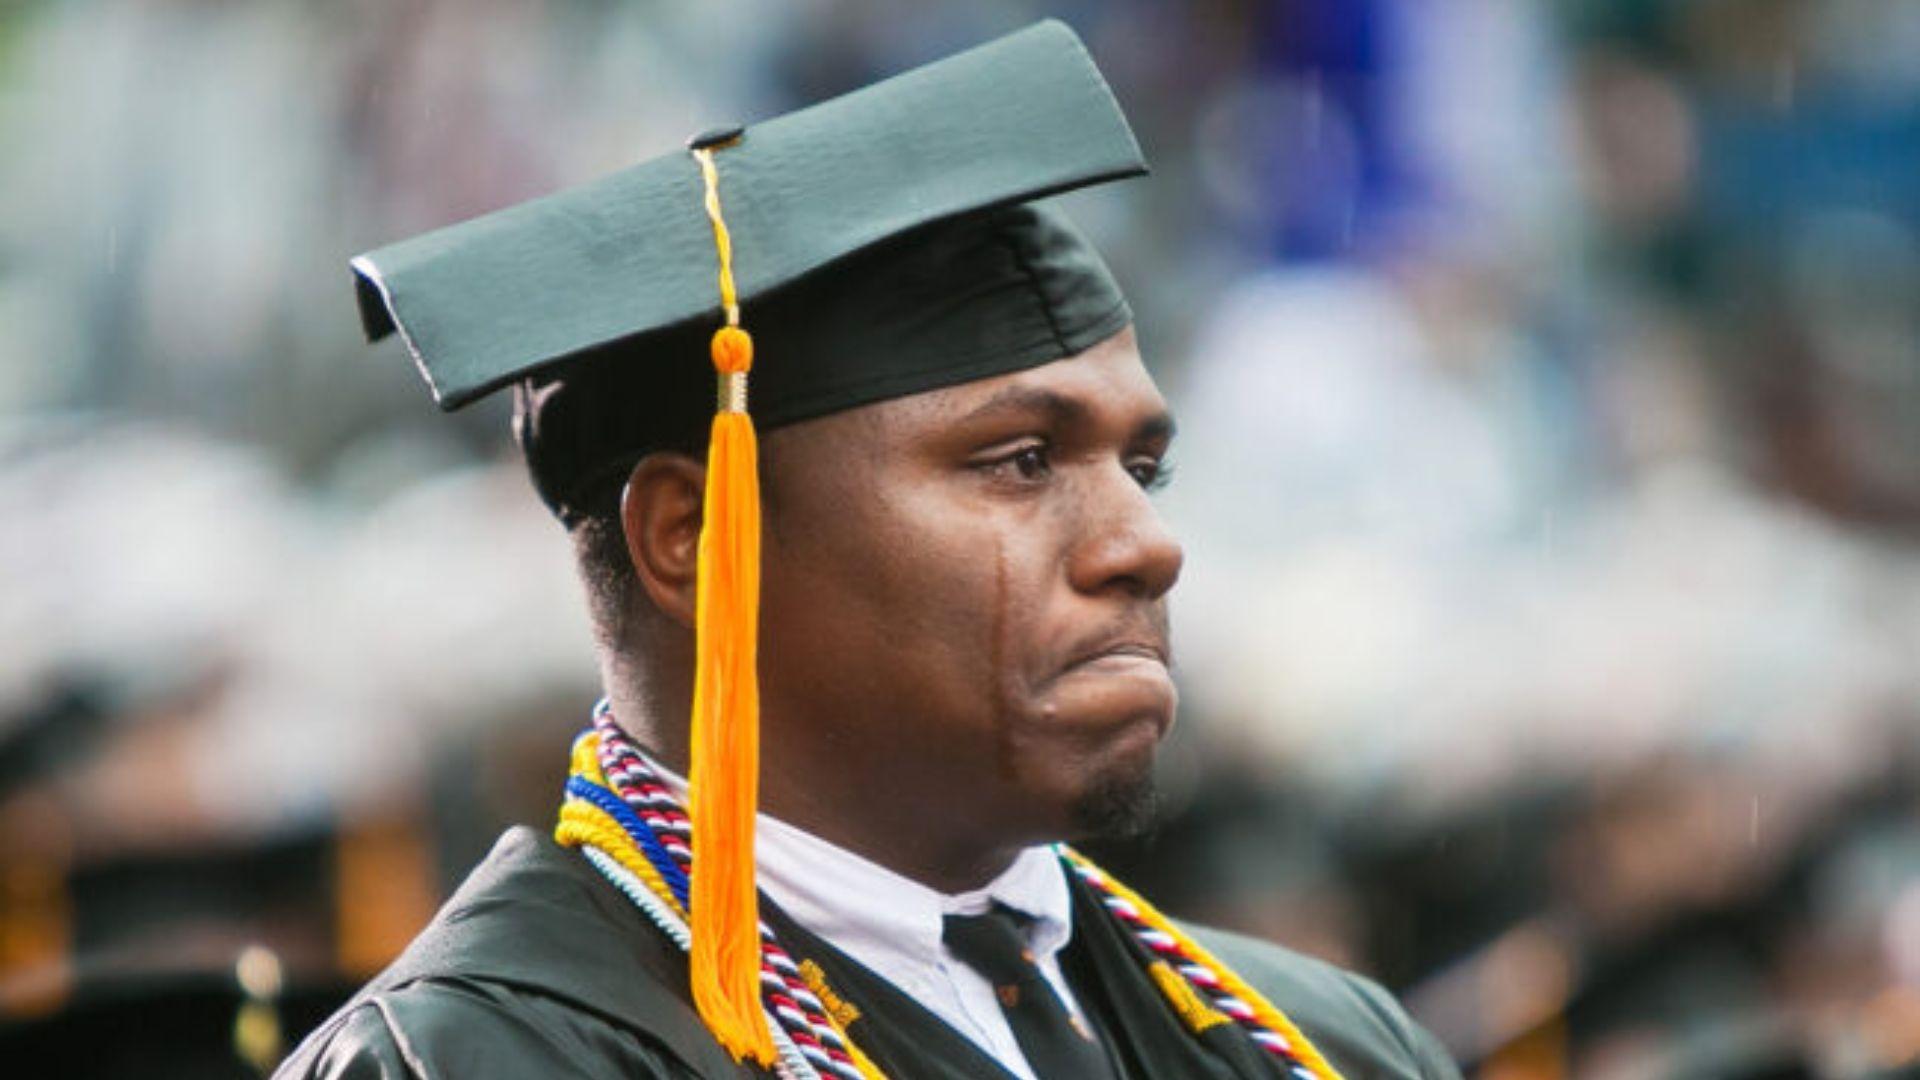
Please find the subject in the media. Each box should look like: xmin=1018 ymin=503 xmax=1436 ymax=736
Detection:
xmin=1066 ymin=762 xmax=1161 ymax=841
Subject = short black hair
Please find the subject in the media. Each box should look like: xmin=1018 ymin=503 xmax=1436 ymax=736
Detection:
xmin=552 ymin=368 xmax=710 ymax=649
xmin=567 ymin=477 xmax=641 ymax=650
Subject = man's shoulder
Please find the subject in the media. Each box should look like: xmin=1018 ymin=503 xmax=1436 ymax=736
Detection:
xmin=274 ymin=827 xmax=754 ymax=1079
xmin=1180 ymin=921 xmax=1462 ymax=1080
xmin=274 ymin=976 xmax=698 ymax=1079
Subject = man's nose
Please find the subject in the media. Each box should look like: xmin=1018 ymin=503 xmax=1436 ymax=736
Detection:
xmin=1066 ymin=467 xmax=1184 ymax=600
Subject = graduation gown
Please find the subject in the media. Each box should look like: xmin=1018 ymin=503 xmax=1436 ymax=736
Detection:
xmin=275 ymin=828 xmax=1459 ymax=1079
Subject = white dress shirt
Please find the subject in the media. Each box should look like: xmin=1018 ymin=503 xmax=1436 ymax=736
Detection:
xmin=640 ymin=753 xmax=1083 ymax=1080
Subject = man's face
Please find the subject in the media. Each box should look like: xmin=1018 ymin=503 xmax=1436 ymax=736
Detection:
xmin=756 ymin=327 xmax=1183 ymax=852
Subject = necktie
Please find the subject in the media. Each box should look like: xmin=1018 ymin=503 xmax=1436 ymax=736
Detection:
xmin=942 ymin=904 xmax=1120 ymax=1080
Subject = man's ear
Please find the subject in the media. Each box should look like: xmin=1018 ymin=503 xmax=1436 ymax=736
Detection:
xmin=620 ymin=454 xmax=706 ymax=629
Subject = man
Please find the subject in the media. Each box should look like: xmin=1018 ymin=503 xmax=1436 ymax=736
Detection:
xmin=278 ymin=21 xmax=1458 ymax=1080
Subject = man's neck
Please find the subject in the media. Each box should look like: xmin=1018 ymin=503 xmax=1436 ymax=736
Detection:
xmin=761 ymin=761 xmax=1030 ymax=894
xmin=603 ymin=690 xmax=1027 ymax=895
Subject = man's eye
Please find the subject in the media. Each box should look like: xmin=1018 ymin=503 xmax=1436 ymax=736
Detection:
xmin=1129 ymin=458 xmax=1174 ymax=492
xmin=1009 ymin=445 xmax=1052 ymax=480
xmin=976 ymin=442 xmax=1053 ymax=484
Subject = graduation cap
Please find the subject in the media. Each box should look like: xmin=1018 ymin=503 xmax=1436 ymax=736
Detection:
xmin=347 ymin=19 xmax=1147 ymax=1064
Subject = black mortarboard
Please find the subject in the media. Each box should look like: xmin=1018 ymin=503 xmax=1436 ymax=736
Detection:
xmin=351 ymin=20 xmax=1146 ymax=515
xmin=345 ymin=19 xmax=1148 ymax=1065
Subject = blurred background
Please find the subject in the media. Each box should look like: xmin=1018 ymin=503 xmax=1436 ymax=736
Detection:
xmin=2 ymin=0 xmax=1918 ymax=1076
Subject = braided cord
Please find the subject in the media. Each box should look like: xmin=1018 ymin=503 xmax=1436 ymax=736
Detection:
xmin=1061 ymin=847 xmax=1345 ymax=1080
xmin=582 ymin=844 xmax=691 ymax=949
xmin=565 ymin=776 xmax=692 ymax=902
xmin=556 ymin=801 xmax=689 ymax=921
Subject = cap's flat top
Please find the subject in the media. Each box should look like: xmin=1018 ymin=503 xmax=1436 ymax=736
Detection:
xmin=351 ymin=19 xmax=1146 ymax=410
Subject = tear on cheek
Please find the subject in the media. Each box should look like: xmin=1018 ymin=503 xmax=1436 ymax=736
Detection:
xmin=989 ymin=538 xmax=1020 ymax=779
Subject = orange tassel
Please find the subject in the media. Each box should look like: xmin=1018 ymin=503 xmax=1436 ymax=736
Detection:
xmin=687 ymin=324 xmax=774 ymax=1065
xmin=686 ymin=144 xmax=774 ymax=1065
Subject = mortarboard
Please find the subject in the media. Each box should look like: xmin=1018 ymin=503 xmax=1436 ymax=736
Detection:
xmin=347 ymin=19 xmax=1147 ymax=1064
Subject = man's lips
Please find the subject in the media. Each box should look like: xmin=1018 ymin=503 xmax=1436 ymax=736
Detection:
xmin=1032 ymin=615 xmax=1176 ymax=735
xmin=1058 ymin=617 xmax=1171 ymax=674
xmin=1041 ymin=632 xmax=1177 ymax=738
xmin=1063 ymin=640 xmax=1169 ymax=671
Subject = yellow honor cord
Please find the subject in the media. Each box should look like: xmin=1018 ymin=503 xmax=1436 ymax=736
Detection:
xmin=569 ymin=729 xmax=605 ymax=784
xmin=1148 ymin=961 xmax=1234 ymax=1035
xmin=685 ymin=140 xmax=775 ymax=1067
xmin=797 ymin=961 xmax=890 ymax=1080
xmin=555 ymin=803 xmax=690 ymax=921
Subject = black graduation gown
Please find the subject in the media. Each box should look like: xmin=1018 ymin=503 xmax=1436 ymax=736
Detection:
xmin=274 ymin=828 xmax=1459 ymax=1079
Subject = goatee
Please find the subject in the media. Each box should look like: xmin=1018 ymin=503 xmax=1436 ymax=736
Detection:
xmin=1068 ymin=764 xmax=1161 ymax=840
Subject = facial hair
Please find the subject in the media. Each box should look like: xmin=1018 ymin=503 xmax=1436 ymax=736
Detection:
xmin=1068 ymin=759 xmax=1161 ymax=840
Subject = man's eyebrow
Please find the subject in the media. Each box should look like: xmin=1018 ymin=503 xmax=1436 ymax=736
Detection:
xmin=954 ymin=386 xmax=1178 ymax=442
xmin=956 ymin=386 xmax=1092 ymax=427
xmin=1136 ymin=412 xmax=1177 ymax=444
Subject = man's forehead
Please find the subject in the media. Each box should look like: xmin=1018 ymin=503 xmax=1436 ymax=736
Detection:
xmin=866 ymin=327 xmax=1169 ymax=430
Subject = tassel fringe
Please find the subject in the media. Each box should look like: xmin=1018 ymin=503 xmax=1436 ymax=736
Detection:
xmin=687 ymin=322 xmax=773 ymax=1065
